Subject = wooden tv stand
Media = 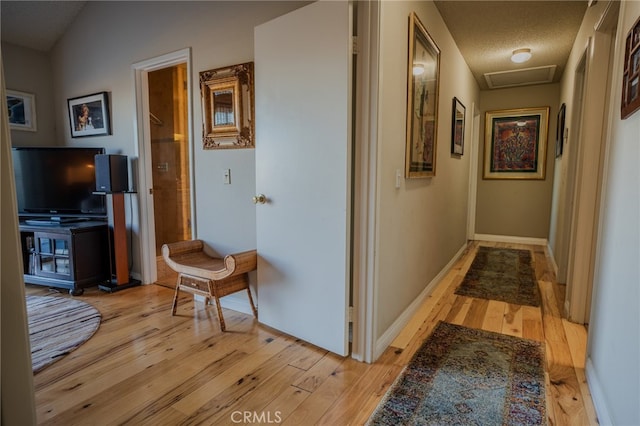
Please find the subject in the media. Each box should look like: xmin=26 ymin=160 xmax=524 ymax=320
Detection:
xmin=19 ymin=220 xmax=110 ymax=295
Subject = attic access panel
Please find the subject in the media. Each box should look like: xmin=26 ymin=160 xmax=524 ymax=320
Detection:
xmin=484 ymin=65 xmax=557 ymax=89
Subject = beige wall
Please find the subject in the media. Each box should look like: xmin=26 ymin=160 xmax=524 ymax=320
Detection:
xmin=548 ymin=0 xmax=614 ymax=282
xmin=374 ymin=0 xmax=480 ymax=344
xmin=2 ymin=42 xmax=56 ymax=147
xmin=476 ymin=83 xmax=559 ymax=238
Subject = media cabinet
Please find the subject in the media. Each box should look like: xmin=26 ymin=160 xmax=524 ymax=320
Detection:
xmin=19 ymin=220 xmax=110 ymax=295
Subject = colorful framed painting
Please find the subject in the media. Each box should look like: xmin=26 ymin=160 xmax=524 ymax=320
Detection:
xmin=451 ymin=97 xmax=465 ymax=155
xmin=483 ymin=106 xmax=549 ymax=180
xmin=68 ymin=92 xmax=111 ymax=138
xmin=405 ymin=11 xmax=440 ymax=178
xmin=6 ymin=90 xmax=37 ymax=131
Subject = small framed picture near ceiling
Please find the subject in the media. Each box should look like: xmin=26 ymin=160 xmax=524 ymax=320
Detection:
xmin=405 ymin=11 xmax=440 ymax=178
xmin=68 ymin=92 xmax=111 ymax=138
xmin=6 ymin=90 xmax=37 ymax=131
xmin=621 ymin=15 xmax=640 ymax=119
xmin=483 ymin=106 xmax=550 ymax=180
xmin=451 ymin=97 xmax=465 ymax=155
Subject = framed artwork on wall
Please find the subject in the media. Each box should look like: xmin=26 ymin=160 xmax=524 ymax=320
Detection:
xmin=555 ymin=103 xmax=566 ymax=158
xmin=405 ymin=11 xmax=440 ymax=178
xmin=621 ymin=15 xmax=640 ymax=119
xmin=483 ymin=106 xmax=550 ymax=180
xmin=68 ymin=92 xmax=111 ymax=138
xmin=6 ymin=90 xmax=37 ymax=132
xmin=200 ymin=62 xmax=255 ymax=149
xmin=451 ymin=97 xmax=465 ymax=155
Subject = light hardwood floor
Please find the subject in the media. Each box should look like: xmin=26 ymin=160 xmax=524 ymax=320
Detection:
xmin=28 ymin=241 xmax=598 ymax=425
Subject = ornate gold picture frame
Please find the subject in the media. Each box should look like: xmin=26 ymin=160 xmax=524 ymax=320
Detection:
xmin=200 ymin=62 xmax=254 ymax=149
xmin=405 ymin=12 xmax=440 ymax=178
xmin=483 ymin=106 xmax=549 ymax=180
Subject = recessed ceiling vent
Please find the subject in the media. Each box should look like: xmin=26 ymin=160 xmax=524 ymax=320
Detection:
xmin=484 ymin=65 xmax=557 ymax=89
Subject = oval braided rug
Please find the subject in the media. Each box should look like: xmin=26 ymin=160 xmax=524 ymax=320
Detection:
xmin=26 ymin=295 xmax=101 ymax=373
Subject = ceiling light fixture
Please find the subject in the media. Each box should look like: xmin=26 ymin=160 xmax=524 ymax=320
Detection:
xmin=413 ymin=63 xmax=425 ymax=76
xmin=511 ymin=48 xmax=532 ymax=63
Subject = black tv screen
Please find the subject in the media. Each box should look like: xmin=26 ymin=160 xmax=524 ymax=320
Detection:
xmin=12 ymin=147 xmax=107 ymax=218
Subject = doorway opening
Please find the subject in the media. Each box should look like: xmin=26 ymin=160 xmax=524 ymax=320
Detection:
xmin=147 ymin=64 xmax=192 ymax=286
xmin=563 ymin=3 xmax=619 ymax=324
xmin=133 ymin=48 xmax=194 ymax=285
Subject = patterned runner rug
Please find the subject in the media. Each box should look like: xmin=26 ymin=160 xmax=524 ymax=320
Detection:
xmin=26 ymin=295 xmax=101 ymax=373
xmin=368 ymin=322 xmax=547 ymax=425
xmin=455 ymin=246 xmax=541 ymax=306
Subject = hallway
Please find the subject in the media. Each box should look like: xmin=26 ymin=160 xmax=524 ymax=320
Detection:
xmin=29 ymin=240 xmax=595 ymax=425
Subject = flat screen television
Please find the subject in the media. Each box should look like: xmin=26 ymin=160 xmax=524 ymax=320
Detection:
xmin=12 ymin=147 xmax=107 ymax=220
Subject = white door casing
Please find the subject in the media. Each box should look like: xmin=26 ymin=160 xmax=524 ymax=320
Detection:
xmin=132 ymin=48 xmax=195 ymax=284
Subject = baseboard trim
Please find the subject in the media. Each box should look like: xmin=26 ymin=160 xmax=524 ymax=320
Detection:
xmin=372 ymin=242 xmax=468 ymax=361
xmin=585 ymin=357 xmax=612 ymax=425
xmin=474 ymin=233 xmax=548 ymax=246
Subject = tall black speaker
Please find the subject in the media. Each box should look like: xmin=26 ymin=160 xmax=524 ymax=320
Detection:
xmin=95 ymin=154 xmax=129 ymax=193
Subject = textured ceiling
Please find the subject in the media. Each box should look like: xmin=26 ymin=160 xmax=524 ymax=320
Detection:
xmin=1 ymin=1 xmax=588 ymax=90
xmin=434 ymin=0 xmax=588 ymax=90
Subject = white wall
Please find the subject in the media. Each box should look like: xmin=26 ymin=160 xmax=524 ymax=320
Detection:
xmin=585 ymin=2 xmax=640 ymax=424
xmin=374 ymin=1 xmax=479 ymax=342
xmin=47 ymin=1 xmax=307 ymax=278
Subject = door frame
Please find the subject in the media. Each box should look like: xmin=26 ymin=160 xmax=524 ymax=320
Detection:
xmin=564 ymin=2 xmax=619 ymax=323
xmin=132 ymin=48 xmax=195 ymax=284
xmin=351 ymin=0 xmax=379 ymax=363
xmin=466 ymin=102 xmax=481 ymax=240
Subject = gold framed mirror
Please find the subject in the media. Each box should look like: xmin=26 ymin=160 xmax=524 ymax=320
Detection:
xmin=200 ymin=62 xmax=254 ymax=149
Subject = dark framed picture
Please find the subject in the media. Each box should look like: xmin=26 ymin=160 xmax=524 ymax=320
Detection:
xmin=556 ymin=103 xmax=566 ymax=158
xmin=621 ymin=15 xmax=640 ymax=119
xmin=405 ymin=11 xmax=440 ymax=178
xmin=483 ymin=106 xmax=550 ymax=180
xmin=6 ymin=90 xmax=36 ymax=131
xmin=68 ymin=92 xmax=111 ymax=137
xmin=451 ymin=97 xmax=465 ymax=155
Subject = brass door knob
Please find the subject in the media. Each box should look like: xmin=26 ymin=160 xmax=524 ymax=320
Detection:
xmin=252 ymin=194 xmax=267 ymax=204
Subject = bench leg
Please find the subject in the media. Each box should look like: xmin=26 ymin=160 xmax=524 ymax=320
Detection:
xmin=171 ymin=275 xmax=182 ymax=315
xmin=247 ymin=288 xmax=258 ymax=319
xmin=213 ymin=296 xmax=226 ymax=332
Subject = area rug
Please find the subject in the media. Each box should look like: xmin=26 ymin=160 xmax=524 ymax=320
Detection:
xmin=26 ymin=295 xmax=101 ymax=373
xmin=455 ymin=246 xmax=541 ymax=306
xmin=368 ymin=322 xmax=546 ymax=425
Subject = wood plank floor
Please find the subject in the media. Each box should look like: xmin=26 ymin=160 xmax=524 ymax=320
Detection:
xmin=28 ymin=241 xmax=598 ymax=425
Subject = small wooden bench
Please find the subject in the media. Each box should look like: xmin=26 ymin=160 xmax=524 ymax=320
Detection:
xmin=161 ymin=240 xmax=258 ymax=331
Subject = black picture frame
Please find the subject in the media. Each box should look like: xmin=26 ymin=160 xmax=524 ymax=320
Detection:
xmin=622 ymin=15 xmax=640 ymax=119
xmin=451 ymin=97 xmax=465 ymax=155
xmin=556 ymin=103 xmax=566 ymax=158
xmin=68 ymin=92 xmax=111 ymax=138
